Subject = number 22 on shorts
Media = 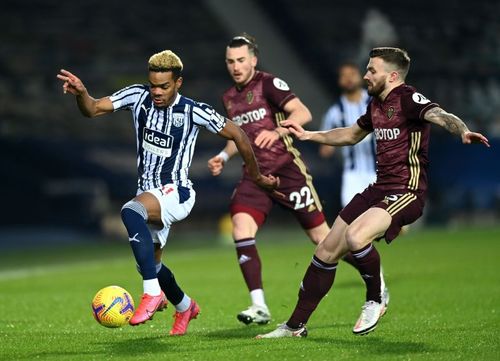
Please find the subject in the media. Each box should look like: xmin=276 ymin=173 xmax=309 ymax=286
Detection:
xmin=289 ymin=186 xmax=314 ymax=210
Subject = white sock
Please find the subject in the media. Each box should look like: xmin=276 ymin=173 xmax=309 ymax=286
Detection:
xmin=175 ymin=294 xmax=191 ymax=312
xmin=143 ymin=278 xmax=162 ymax=296
xmin=250 ymin=289 xmax=266 ymax=308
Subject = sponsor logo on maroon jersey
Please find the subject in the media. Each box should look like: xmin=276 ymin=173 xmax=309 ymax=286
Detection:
xmin=374 ymin=128 xmax=401 ymax=141
xmin=232 ymin=108 xmax=267 ymax=125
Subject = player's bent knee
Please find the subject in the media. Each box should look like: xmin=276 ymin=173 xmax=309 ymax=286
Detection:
xmin=121 ymin=200 xmax=148 ymax=222
xmin=345 ymin=225 xmax=367 ymax=251
xmin=231 ymin=212 xmax=258 ymax=239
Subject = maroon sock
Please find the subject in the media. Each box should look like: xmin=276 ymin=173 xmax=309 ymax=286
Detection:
xmin=287 ymin=256 xmax=337 ymax=329
xmin=235 ymin=238 xmax=262 ymax=291
xmin=342 ymin=252 xmax=359 ymax=268
xmin=351 ymin=243 xmax=381 ymax=303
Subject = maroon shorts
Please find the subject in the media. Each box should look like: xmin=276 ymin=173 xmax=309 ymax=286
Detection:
xmin=230 ymin=161 xmax=325 ymax=230
xmin=339 ymin=185 xmax=425 ymax=243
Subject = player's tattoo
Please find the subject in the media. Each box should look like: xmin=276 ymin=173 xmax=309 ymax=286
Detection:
xmin=425 ymin=107 xmax=469 ymax=136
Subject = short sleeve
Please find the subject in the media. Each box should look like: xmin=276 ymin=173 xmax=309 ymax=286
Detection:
xmin=320 ymin=104 xmax=342 ymax=131
xmin=262 ymin=76 xmax=296 ymax=109
xmin=109 ymin=84 xmax=145 ymax=111
xmin=401 ymin=90 xmax=439 ymax=120
xmin=356 ymin=102 xmax=374 ymax=132
xmin=192 ymin=102 xmax=227 ymax=134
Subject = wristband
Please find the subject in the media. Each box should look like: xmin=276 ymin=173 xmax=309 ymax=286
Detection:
xmin=218 ymin=151 xmax=229 ymax=162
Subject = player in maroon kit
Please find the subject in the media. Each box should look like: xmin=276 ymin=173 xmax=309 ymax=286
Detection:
xmin=207 ymin=33 xmax=333 ymax=325
xmin=258 ymin=47 xmax=490 ymax=338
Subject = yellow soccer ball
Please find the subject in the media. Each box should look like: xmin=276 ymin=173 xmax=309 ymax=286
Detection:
xmin=91 ymin=285 xmax=135 ymax=328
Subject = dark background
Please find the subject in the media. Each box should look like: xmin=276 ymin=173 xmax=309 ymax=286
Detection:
xmin=1 ymin=0 xmax=498 ymax=246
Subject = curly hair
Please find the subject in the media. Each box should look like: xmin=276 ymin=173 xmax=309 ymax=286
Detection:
xmin=148 ymin=50 xmax=183 ymax=80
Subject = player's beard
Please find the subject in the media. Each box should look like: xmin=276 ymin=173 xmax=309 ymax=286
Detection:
xmin=367 ymin=80 xmax=385 ymax=97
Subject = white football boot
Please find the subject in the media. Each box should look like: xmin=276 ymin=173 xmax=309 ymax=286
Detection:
xmin=256 ymin=323 xmax=308 ymax=338
xmin=352 ymin=300 xmax=385 ymax=335
xmin=380 ymin=266 xmax=390 ymax=316
xmin=381 ymin=286 xmax=390 ymax=317
xmin=237 ymin=304 xmax=271 ymax=325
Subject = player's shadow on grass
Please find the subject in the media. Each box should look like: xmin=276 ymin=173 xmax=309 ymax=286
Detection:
xmin=95 ymin=335 xmax=193 ymax=356
xmin=205 ymin=325 xmax=270 ymax=339
xmin=102 ymin=334 xmax=256 ymax=356
xmin=205 ymin=322 xmax=354 ymax=340
xmin=307 ymin=336 xmax=440 ymax=355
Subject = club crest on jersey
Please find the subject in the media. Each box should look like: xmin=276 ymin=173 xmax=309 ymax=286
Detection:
xmin=172 ymin=113 xmax=185 ymax=127
xmin=143 ymin=128 xmax=173 ymax=157
xmin=387 ymin=106 xmax=394 ymax=119
xmin=246 ymin=91 xmax=254 ymax=104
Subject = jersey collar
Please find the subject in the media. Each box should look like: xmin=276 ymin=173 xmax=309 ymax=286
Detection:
xmin=235 ymin=71 xmax=259 ymax=92
xmin=170 ymin=93 xmax=181 ymax=107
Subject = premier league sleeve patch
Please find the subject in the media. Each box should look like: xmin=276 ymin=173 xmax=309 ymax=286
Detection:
xmin=273 ymin=77 xmax=290 ymax=91
xmin=143 ymin=128 xmax=173 ymax=157
xmin=412 ymin=92 xmax=430 ymax=104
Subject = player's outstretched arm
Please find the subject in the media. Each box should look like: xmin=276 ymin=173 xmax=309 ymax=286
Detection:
xmin=424 ymin=107 xmax=490 ymax=147
xmin=281 ymin=119 xmax=369 ymax=146
xmin=207 ymin=140 xmax=238 ymax=176
xmin=56 ymin=69 xmax=113 ymax=118
xmin=217 ymin=120 xmax=279 ymax=191
xmin=254 ymin=98 xmax=312 ymax=149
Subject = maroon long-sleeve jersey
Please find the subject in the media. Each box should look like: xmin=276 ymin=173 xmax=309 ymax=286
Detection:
xmin=357 ymin=84 xmax=439 ymax=193
xmin=222 ymin=71 xmax=298 ymax=175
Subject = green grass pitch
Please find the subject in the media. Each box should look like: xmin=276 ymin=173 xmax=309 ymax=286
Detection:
xmin=0 ymin=226 xmax=499 ymax=361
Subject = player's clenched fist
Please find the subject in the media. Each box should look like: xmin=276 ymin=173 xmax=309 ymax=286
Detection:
xmin=207 ymin=155 xmax=225 ymax=176
xmin=56 ymin=69 xmax=87 ymax=96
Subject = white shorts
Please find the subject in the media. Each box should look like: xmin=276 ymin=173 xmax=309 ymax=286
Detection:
xmin=137 ymin=184 xmax=196 ymax=248
xmin=341 ymin=171 xmax=377 ymax=207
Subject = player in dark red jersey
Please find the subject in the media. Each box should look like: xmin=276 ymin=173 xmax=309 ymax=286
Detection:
xmin=258 ymin=47 xmax=489 ymax=338
xmin=207 ymin=33 xmax=332 ymax=325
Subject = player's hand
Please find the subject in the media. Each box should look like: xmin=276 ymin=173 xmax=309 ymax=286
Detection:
xmin=56 ymin=69 xmax=87 ymax=96
xmin=461 ymin=131 xmax=490 ymax=147
xmin=254 ymin=129 xmax=280 ymax=149
xmin=207 ymin=155 xmax=225 ymax=176
xmin=280 ymin=120 xmax=310 ymax=141
xmin=255 ymin=174 xmax=285 ymax=198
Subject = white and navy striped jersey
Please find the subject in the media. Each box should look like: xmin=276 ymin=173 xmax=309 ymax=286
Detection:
xmin=110 ymin=84 xmax=226 ymax=191
xmin=321 ymin=90 xmax=376 ymax=174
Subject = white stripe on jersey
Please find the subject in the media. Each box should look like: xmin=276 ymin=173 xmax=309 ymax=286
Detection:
xmin=321 ymin=90 xmax=375 ymax=174
xmin=109 ymin=85 xmax=226 ymax=191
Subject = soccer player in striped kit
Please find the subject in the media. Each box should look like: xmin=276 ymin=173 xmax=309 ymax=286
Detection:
xmin=258 ymin=47 xmax=489 ymax=338
xmin=57 ymin=50 xmax=278 ymax=335
xmin=320 ymin=62 xmax=376 ymax=206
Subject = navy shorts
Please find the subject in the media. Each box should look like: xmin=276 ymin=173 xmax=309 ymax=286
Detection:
xmin=339 ymin=185 xmax=425 ymax=243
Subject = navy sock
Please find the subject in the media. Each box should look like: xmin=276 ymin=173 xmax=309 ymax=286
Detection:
xmin=121 ymin=201 xmax=156 ymax=280
xmin=157 ymin=264 xmax=185 ymax=305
